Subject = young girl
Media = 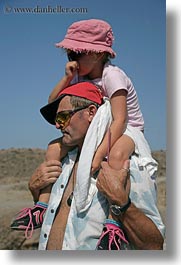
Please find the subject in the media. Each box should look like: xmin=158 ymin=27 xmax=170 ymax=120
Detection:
xmin=11 ymin=19 xmax=153 ymax=249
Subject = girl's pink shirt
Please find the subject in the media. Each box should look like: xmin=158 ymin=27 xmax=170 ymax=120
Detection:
xmin=71 ymin=61 xmax=144 ymax=131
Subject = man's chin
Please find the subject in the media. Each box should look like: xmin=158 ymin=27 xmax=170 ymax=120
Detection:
xmin=62 ymin=135 xmax=72 ymax=146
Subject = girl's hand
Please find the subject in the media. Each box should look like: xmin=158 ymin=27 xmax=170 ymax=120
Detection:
xmin=65 ymin=61 xmax=79 ymax=81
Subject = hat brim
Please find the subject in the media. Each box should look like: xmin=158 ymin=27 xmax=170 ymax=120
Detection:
xmin=40 ymin=95 xmax=64 ymax=125
xmin=56 ymin=39 xmax=116 ymax=58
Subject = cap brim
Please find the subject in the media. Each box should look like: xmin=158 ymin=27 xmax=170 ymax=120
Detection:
xmin=40 ymin=95 xmax=64 ymax=125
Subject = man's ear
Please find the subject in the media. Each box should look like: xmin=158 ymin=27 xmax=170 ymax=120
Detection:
xmin=87 ymin=105 xmax=97 ymax=122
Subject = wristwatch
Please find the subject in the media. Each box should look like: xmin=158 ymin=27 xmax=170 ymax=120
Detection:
xmin=110 ymin=197 xmax=131 ymax=216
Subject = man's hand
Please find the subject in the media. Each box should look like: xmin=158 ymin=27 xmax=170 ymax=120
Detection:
xmin=96 ymin=160 xmax=130 ymax=206
xmin=28 ymin=160 xmax=62 ymax=202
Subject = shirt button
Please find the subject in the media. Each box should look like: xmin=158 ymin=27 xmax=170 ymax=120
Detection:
xmin=51 ymin=209 xmax=54 ymax=213
xmin=44 ymin=233 xmax=47 ymax=238
xmin=60 ymin=184 xmax=64 ymax=188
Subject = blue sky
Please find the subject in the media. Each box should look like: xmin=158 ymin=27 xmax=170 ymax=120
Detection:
xmin=0 ymin=0 xmax=166 ymax=151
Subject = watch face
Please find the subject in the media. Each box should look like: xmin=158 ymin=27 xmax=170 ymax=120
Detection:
xmin=110 ymin=205 xmax=121 ymax=216
xmin=110 ymin=198 xmax=131 ymax=216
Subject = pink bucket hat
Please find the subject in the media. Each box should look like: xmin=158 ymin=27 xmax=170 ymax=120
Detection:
xmin=56 ymin=19 xmax=116 ymax=58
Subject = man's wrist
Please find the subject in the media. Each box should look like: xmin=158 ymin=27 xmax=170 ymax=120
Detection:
xmin=110 ymin=197 xmax=131 ymax=216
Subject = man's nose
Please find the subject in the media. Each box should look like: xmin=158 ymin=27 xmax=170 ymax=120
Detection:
xmin=55 ymin=122 xmax=64 ymax=130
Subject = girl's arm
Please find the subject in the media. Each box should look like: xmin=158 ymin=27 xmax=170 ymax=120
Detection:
xmin=91 ymin=89 xmax=127 ymax=173
xmin=48 ymin=61 xmax=79 ymax=103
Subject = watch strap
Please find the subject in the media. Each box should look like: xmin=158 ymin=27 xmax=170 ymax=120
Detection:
xmin=119 ymin=197 xmax=131 ymax=212
xmin=110 ymin=197 xmax=131 ymax=213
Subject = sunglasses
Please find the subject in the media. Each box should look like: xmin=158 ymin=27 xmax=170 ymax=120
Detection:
xmin=67 ymin=51 xmax=85 ymax=62
xmin=55 ymin=106 xmax=89 ymax=130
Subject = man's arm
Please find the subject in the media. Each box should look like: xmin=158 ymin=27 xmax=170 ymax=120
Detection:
xmin=96 ymin=161 xmax=164 ymax=250
xmin=118 ymin=203 xmax=163 ymax=249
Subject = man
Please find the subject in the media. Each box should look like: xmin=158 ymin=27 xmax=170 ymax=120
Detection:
xmin=29 ymin=82 xmax=165 ymax=250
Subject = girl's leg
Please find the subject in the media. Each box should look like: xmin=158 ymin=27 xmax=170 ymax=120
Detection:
xmin=107 ymin=134 xmax=134 ymax=221
xmin=38 ymin=186 xmax=52 ymax=204
xmin=37 ymin=139 xmax=62 ymax=204
xmin=108 ymin=134 xmax=135 ymax=170
xmin=96 ymin=134 xmax=135 ymax=250
xmin=37 ymin=137 xmax=74 ymax=204
xmin=10 ymin=139 xmax=62 ymax=236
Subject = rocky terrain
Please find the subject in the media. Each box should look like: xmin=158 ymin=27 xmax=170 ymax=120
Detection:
xmin=0 ymin=148 xmax=166 ymax=250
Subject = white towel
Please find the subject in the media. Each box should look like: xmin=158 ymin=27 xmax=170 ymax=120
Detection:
xmin=73 ymin=100 xmax=158 ymax=213
xmin=74 ymin=98 xmax=112 ymax=213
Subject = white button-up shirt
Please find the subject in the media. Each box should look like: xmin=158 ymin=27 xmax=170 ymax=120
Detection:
xmin=38 ymin=148 xmax=165 ymax=250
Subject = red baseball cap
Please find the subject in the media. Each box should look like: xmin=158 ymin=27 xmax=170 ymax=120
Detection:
xmin=40 ymin=82 xmax=103 ymax=125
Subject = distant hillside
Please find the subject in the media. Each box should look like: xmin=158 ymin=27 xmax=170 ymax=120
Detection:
xmin=0 ymin=148 xmax=166 ymax=183
xmin=0 ymin=148 xmax=46 ymax=184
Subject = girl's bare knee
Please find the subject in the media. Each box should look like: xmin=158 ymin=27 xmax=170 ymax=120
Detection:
xmin=109 ymin=149 xmax=128 ymax=163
